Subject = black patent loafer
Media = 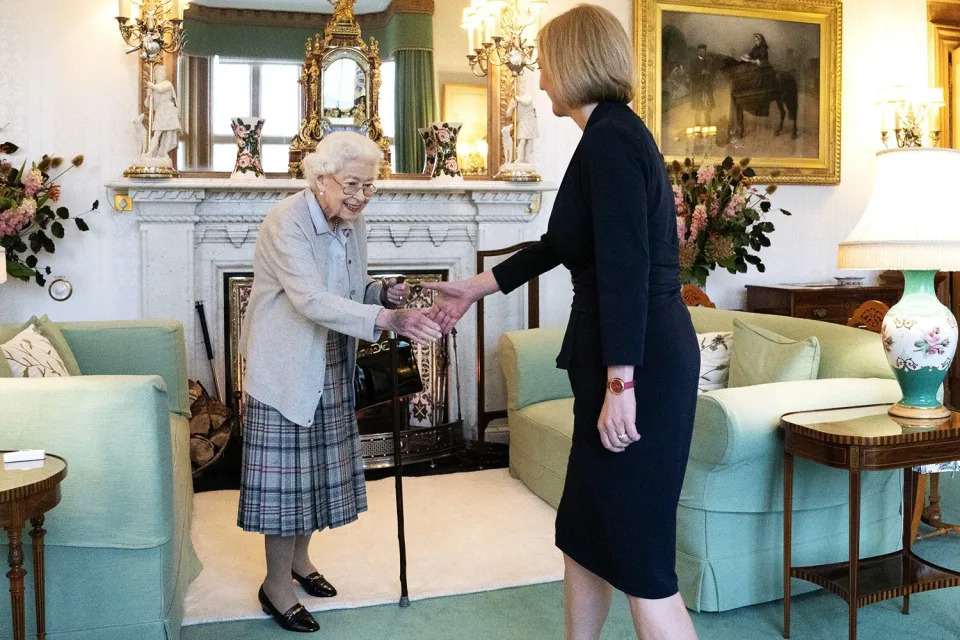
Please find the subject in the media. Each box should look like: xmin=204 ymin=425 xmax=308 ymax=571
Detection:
xmin=292 ymin=570 xmax=338 ymax=598
xmin=258 ymin=586 xmax=319 ymax=633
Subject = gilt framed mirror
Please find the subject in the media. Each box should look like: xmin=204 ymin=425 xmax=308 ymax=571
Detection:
xmin=164 ymin=0 xmax=500 ymax=178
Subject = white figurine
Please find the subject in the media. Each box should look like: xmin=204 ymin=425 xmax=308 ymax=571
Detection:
xmin=501 ymin=124 xmax=514 ymax=165
xmin=132 ymin=114 xmax=148 ymax=157
xmin=506 ymin=94 xmax=539 ymax=165
xmin=145 ymin=66 xmax=181 ymax=157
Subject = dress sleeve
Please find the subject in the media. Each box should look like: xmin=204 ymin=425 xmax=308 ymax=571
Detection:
xmin=490 ymin=235 xmax=562 ymax=295
xmin=582 ymin=128 xmax=650 ymax=366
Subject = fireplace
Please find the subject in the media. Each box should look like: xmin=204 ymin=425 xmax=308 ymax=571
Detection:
xmin=107 ymin=176 xmax=552 ymax=449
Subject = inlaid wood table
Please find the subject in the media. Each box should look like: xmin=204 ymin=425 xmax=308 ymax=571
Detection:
xmin=781 ymin=405 xmax=960 ymax=640
xmin=0 ymin=454 xmax=67 ymax=640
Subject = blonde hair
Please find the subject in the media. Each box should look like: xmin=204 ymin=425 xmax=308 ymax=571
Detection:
xmin=536 ymin=4 xmax=635 ymax=109
xmin=302 ymin=131 xmax=382 ymax=184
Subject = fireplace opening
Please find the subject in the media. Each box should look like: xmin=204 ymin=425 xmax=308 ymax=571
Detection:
xmin=218 ymin=269 xmax=461 ymax=474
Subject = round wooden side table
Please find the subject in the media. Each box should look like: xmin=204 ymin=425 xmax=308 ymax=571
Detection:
xmin=781 ymin=405 xmax=960 ymax=640
xmin=0 ymin=454 xmax=67 ymax=640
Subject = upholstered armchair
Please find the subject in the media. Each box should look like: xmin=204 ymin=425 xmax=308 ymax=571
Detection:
xmin=499 ymin=307 xmax=904 ymax=612
xmin=0 ymin=320 xmax=200 ymax=640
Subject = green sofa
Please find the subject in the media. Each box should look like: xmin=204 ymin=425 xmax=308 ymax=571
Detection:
xmin=499 ymin=306 xmax=904 ymax=612
xmin=0 ymin=320 xmax=201 ymax=640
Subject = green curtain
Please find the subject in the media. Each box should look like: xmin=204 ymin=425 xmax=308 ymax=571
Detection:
xmin=395 ymin=49 xmax=437 ymax=174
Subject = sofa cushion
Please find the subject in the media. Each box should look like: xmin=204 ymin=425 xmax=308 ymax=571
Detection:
xmin=0 ymin=315 xmax=82 ymax=377
xmin=697 ymin=332 xmax=732 ymax=392
xmin=499 ymin=328 xmax=572 ymax=410
xmin=2 ymin=324 xmax=72 ymax=377
xmin=729 ymin=319 xmax=820 ymax=387
xmin=687 ymin=307 xmax=892 ymax=381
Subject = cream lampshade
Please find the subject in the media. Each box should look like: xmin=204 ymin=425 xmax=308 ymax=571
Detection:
xmin=839 ymin=147 xmax=960 ymax=418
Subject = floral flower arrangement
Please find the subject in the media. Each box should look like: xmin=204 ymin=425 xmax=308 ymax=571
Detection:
xmin=0 ymin=136 xmax=97 ymax=286
xmin=669 ymin=156 xmax=791 ymax=287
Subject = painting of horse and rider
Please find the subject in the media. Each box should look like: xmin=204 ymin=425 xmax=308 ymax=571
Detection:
xmin=659 ymin=10 xmax=822 ymax=162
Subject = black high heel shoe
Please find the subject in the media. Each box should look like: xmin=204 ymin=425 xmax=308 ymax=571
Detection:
xmin=258 ymin=586 xmax=319 ymax=633
xmin=291 ymin=570 xmax=338 ymax=598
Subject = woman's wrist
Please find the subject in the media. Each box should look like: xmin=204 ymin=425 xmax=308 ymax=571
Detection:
xmin=607 ymin=365 xmax=634 ymax=382
xmin=375 ymin=307 xmax=394 ymax=331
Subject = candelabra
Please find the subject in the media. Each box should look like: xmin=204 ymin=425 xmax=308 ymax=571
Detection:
xmin=877 ymin=86 xmax=944 ymax=149
xmin=461 ymin=0 xmax=545 ymax=181
xmin=116 ymin=0 xmax=186 ymax=178
xmin=684 ymin=125 xmax=717 ymax=158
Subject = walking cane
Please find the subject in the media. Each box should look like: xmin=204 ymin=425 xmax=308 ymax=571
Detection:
xmin=388 ymin=329 xmax=410 ymax=608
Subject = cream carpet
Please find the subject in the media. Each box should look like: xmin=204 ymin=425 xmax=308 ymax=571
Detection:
xmin=182 ymin=469 xmax=564 ymax=625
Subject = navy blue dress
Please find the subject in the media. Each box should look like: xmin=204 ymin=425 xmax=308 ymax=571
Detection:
xmin=492 ymin=101 xmax=699 ymax=598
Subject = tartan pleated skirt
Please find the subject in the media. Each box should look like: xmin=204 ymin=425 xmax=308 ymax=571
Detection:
xmin=237 ymin=332 xmax=367 ymax=536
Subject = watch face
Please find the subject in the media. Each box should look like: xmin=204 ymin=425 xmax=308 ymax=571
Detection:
xmin=609 ymin=378 xmax=624 ymax=394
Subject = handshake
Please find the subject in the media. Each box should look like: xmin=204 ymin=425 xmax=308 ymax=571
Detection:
xmin=376 ymin=276 xmax=480 ymax=345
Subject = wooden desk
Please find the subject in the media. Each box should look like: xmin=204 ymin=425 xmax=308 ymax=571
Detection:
xmin=0 ymin=454 xmax=67 ymax=640
xmin=780 ymin=406 xmax=960 ymax=640
xmin=745 ymin=283 xmax=902 ymax=325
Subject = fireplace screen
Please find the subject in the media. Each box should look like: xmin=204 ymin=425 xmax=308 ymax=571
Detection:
xmin=224 ymin=270 xmax=460 ymax=468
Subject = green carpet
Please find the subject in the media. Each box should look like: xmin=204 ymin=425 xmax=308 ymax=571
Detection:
xmin=182 ymin=475 xmax=960 ymax=640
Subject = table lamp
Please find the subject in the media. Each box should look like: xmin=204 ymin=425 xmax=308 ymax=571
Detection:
xmin=839 ymin=147 xmax=960 ymax=419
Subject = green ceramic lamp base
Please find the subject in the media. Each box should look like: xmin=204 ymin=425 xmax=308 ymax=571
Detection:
xmin=882 ymin=270 xmax=958 ymax=418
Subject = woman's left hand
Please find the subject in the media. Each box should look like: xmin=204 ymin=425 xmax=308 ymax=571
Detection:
xmin=597 ymin=391 xmax=640 ymax=453
xmin=383 ymin=278 xmax=411 ymax=307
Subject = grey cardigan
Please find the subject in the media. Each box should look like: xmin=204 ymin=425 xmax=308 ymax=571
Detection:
xmin=240 ymin=190 xmax=385 ymax=426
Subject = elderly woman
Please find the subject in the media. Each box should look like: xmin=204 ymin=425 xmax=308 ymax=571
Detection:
xmin=425 ymin=5 xmax=699 ymax=640
xmin=238 ymin=131 xmax=441 ymax=632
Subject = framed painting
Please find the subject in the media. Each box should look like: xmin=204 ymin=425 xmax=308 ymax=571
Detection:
xmin=637 ymin=0 xmax=842 ymax=184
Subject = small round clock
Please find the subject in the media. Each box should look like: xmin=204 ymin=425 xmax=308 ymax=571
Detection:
xmin=48 ymin=277 xmax=73 ymax=302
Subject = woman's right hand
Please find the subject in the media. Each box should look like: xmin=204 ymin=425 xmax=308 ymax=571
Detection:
xmin=376 ymin=308 xmax=442 ymax=345
xmin=421 ymin=279 xmax=479 ymax=334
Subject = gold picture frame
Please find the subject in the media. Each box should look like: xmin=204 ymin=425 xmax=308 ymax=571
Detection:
xmin=637 ymin=0 xmax=842 ymax=184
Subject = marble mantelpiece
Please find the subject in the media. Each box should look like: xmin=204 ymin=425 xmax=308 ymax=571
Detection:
xmin=106 ymin=177 xmax=555 ymax=439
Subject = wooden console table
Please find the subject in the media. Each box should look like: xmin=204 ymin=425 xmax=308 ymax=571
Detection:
xmin=745 ymin=283 xmax=902 ymax=325
xmin=0 ymin=454 xmax=67 ymax=640
xmin=781 ymin=406 xmax=960 ymax=640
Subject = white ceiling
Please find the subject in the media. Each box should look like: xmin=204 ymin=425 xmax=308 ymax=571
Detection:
xmin=192 ymin=0 xmax=392 ymax=14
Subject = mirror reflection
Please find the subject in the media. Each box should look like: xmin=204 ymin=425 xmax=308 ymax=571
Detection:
xmin=176 ymin=1 xmax=488 ymax=175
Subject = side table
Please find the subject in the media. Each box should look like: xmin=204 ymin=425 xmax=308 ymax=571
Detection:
xmin=0 ymin=454 xmax=67 ymax=640
xmin=781 ymin=405 xmax=960 ymax=640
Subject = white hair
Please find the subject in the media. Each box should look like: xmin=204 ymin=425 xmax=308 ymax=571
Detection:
xmin=303 ymin=132 xmax=382 ymax=184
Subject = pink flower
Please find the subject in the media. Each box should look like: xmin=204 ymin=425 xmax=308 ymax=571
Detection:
xmin=0 ymin=198 xmax=36 ymax=237
xmin=708 ymin=197 xmax=720 ymax=218
xmin=47 ymin=184 xmax=61 ymax=202
xmin=673 ymin=184 xmax=685 ymax=210
xmin=690 ymin=204 xmax=707 ymax=235
xmin=676 ymin=216 xmax=688 ymax=241
xmin=23 ymin=168 xmax=43 ymax=197
xmin=436 ymin=129 xmax=451 ymax=144
xmin=236 ymin=153 xmax=252 ymax=169
xmin=445 ymin=156 xmax=459 ymax=173
xmin=425 ymin=143 xmax=437 ymax=157
xmin=696 ymin=161 xmax=715 ymax=185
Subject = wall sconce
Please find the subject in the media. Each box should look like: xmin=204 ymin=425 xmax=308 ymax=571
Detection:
xmin=877 ymin=86 xmax=945 ymax=148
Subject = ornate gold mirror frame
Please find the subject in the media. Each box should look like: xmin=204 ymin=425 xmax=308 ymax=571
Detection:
xmin=289 ymin=0 xmax=390 ymax=178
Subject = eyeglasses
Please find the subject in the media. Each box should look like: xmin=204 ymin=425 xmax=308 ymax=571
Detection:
xmin=328 ymin=175 xmax=378 ymax=197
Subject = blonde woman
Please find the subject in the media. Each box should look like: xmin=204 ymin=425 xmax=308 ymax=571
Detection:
xmin=239 ymin=131 xmax=441 ymax=632
xmin=425 ymin=6 xmax=699 ymax=640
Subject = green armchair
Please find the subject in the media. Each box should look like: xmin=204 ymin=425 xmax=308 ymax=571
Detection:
xmin=0 ymin=320 xmax=201 ymax=640
xmin=498 ymin=307 xmax=903 ymax=612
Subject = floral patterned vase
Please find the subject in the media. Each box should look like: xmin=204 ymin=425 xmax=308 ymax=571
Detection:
xmin=881 ymin=270 xmax=958 ymax=418
xmin=419 ymin=126 xmax=436 ymax=176
xmin=428 ymin=121 xmax=463 ymax=180
xmin=230 ymin=117 xmax=265 ymax=180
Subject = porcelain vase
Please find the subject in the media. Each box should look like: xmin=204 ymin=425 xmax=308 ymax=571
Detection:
xmin=428 ymin=121 xmax=462 ymax=181
xmin=881 ymin=270 xmax=958 ymax=418
xmin=230 ymin=117 xmax=265 ymax=180
xmin=419 ymin=126 xmax=436 ymax=176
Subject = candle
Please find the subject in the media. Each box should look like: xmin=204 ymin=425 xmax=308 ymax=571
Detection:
xmin=118 ymin=0 xmax=131 ymax=18
xmin=0 ymin=247 xmax=6 ymax=284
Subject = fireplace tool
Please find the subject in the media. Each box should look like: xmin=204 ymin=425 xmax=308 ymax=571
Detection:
xmin=195 ymin=301 xmax=224 ymax=402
